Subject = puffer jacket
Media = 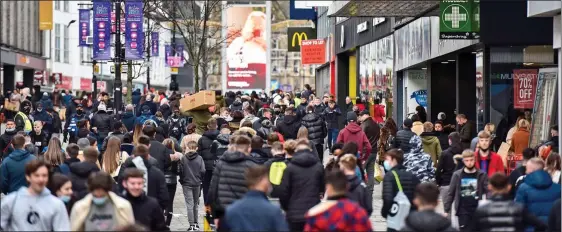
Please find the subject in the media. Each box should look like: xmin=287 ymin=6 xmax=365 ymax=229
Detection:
xmin=300 ymin=112 xmax=327 ymax=145
xmin=277 ymin=115 xmax=301 ymax=140
xmin=256 ymin=119 xmax=272 ymax=140
xmin=381 ymin=164 xmax=420 ymax=218
xmin=393 ymin=128 xmax=416 ymax=153
xmin=515 ymin=170 xmax=562 ymax=224
xmin=473 ymin=194 xmax=547 ymax=232
xmin=420 ymin=132 xmax=442 ymax=167
xmin=403 ymin=135 xmax=435 ymax=183
xmin=208 ymin=151 xmax=259 ymax=217
xmin=336 ymin=122 xmax=372 ymax=160
xmin=401 ymin=210 xmax=457 ymax=232
xmin=436 ymin=144 xmax=464 ymax=186
xmin=211 ymin=134 xmax=230 ymax=160
xmin=198 ymin=130 xmax=220 ymax=171
xmin=278 ymin=150 xmax=325 ymax=223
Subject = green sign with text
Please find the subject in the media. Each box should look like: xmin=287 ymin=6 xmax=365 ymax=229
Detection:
xmin=439 ymin=0 xmax=479 ymax=39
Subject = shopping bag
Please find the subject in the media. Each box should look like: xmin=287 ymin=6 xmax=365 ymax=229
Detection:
xmin=374 ymin=162 xmax=385 ymax=183
xmin=386 ymin=170 xmax=411 ymax=231
xmin=497 ymin=142 xmax=510 ymax=168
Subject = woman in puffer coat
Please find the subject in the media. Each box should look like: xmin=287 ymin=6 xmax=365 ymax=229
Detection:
xmin=403 ymin=135 xmax=435 ymax=183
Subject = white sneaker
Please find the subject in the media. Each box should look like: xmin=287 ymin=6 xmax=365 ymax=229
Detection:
xmin=194 ymin=224 xmax=200 ymax=231
xmin=187 ymin=225 xmax=195 ymax=231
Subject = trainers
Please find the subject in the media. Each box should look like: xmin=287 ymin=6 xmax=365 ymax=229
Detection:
xmin=187 ymin=225 xmax=195 ymax=231
xmin=194 ymin=224 xmax=200 ymax=231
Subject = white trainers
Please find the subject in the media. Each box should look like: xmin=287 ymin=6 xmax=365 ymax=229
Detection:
xmin=194 ymin=224 xmax=200 ymax=231
xmin=187 ymin=225 xmax=195 ymax=231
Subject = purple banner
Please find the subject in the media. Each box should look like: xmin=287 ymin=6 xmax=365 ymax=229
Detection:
xmin=92 ymin=0 xmax=111 ymax=60
xmin=165 ymin=45 xmax=171 ymax=67
xmin=78 ymin=9 xmax=90 ymax=47
xmin=176 ymin=45 xmax=184 ymax=67
xmin=151 ymin=32 xmax=159 ymax=57
xmin=125 ymin=0 xmax=144 ymax=60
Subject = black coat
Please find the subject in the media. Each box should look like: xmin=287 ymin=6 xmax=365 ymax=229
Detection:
xmin=549 ymin=199 xmax=561 ymax=232
xmin=393 ymin=128 xmax=416 ymax=153
xmin=123 ymin=192 xmax=169 ymax=231
xmin=249 ymin=148 xmax=271 ymax=164
xmin=211 ymin=134 xmax=230 ymax=160
xmin=198 ymin=130 xmax=220 ymax=171
xmin=91 ymin=111 xmax=113 ymax=137
xmin=323 ymin=107 xmax=342 ymax=129
xmin=436 ymin=144 xmax=463 ymax=186
xmin=118 ymin=157 xmax=170 ymax=210
xmin=69 ymin=161 xmax=101 ymax=200
xmin=472 ymin=194 xmax=547 ymax=231
xmin=458 ymin=121 xmax=475 ymax=150
xmin=276 ymin=115 xmax=301 ymax=140
xmin=381 ymin=164 xmax=420 ymax=218
xmin=346 ymin=175 xmax=373 ymax=216
xmin=121 ymin=112 xmax=136 ymax=132
xmin=149 ymin=138 xmax=172 ymax=171
xmin=401 ymin=210 xmax=457 ymax=232
xmin=435 ymin=131 xmax=450 ymax=150
xmin=360 ymin=117 xmax=380 ymax=154
xmin=159 ymin=104 xmax=172 ymax=120
xmin=300 ymin=113 xmax=327 ymax=145
xmin=208 ymin=151 xmax=259 ymax=217
xmin=29 ymin=131 xmax=48 ymax=154
xmin=278 ymin=150 xmax=325 ymax=223
xmin=0 ymin=130 xmax=16 ymax=159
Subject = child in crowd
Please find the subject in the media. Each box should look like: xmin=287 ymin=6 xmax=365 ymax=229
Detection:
xmin=179 ymin=141 xmax=206 ymax=231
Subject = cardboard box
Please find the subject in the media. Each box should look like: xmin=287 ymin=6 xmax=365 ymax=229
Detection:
xmin=180 ymin=90 xmax=216 ymax=112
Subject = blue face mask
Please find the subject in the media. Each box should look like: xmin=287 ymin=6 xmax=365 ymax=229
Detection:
xmin=92 ymin=196 xmax=108 ymax=205
xmin=59 ymin=195 xmax=71 ymax=203
xmin=383 ymin=160 xmax=392 ymax=171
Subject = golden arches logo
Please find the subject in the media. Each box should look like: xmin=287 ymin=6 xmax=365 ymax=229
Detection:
xmin=292 ymin=32 xmax=308 ymax=47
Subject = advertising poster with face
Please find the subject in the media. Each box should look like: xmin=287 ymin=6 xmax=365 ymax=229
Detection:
xmin=225 ymin=6 xmax=268 ymax=90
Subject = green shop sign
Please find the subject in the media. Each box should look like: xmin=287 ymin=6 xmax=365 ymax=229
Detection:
xmin=439 ymin=0 xmax=480 ymax=39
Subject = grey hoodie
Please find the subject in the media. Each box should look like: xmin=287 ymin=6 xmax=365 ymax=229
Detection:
xmin=178 ymin=152 xmax=206 ymax=187
xmin=0 ymin=187 xmax=70 ymax=231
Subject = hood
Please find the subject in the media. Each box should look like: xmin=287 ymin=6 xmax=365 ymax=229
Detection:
xmin=186 ymin=152 xmax=199 ymax=160
xmin=231 ymin=100 xmax=242 ymax=107
xmin=446 ymin=145 xmax=464 ymax=156
xmin=525 ymin=170 xmax=554 ymax=189
xmin=290 ymin=150 xmax=318 ymax=167
xmin=70 ymin=161 xmax=100 ymax=177
xmin=283 ymin=115 xmax=299 ymax=125
xmin=347 ymin=175 xmax=362 ymax=191
xmin=251 ymin=148 xmax=270 ymax=159
xmin=261 ymin=119 xmax=272 ymax=128
xmin=122 ymin=112 xmax=135 ymax=119
xmin=41 ymin=95 xmax=50 ymax=101
xmin=160 ymin=104 xmax=170 ymax=110
xmin=405 ymin=210 xmax=452 ymax=232
xmin=17 ymin=186 xmax=52 ymax=197
xmin=3 ymin=128 xmax=17 ymax=136
xmin=133 ymin=89 xmax=141 ymax=95
xmin=203 ymin=130 xmax=219 ymax=140
xmin=421 ymin=135 xmax=440 ymax=144
xmin=8 ymin=149 xmax=32 ymax=161
xmin=216 ymin=134 xmax=231 ymax=145
xmin=220 ymin=151 xmax=249 ymax=163
xmin=408 ymin=135 xmax=424 ymax=154
xmin=420 ymin=131 xmax=436 ymax=137
xmin=343 ymin=122 xmax=363 ymax=134
xmin=239 ymin=127 xmax=257 ymax=137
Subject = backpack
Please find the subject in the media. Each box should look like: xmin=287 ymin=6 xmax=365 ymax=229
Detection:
xmin=137 ymin=115 xmax=158 ymax=126
xmin=67 ymin=116 xmax=80 ymax=137
xmin=386 ymin=170 xmax=411 ymax=231
xmin=169 ymin=118 xmax=183 ymax=137
xmin=269 ymin=161 xmax=287 ymax=185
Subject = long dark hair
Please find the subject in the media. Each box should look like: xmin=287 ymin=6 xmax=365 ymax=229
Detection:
xmin=385 ymin=118 xmax=398 ymax=136
xmin=48 ymin=173 xmax=71 ymax=196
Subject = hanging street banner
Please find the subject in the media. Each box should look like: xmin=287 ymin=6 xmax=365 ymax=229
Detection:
xmin=513 ymin=69 xmax=538 ymax=109
xmin=287 ymin=27 xmax=317 ymax=52
xmin=78 ymin=9 xmax=90 ymax=47
xmin=39 ymin=0 xmax=53 ymax=30
xmin=165 ymin=45 xmax=171 ymax=67
xmin=439 ymin=0 xmax=479 ymax=39
xmin=151 ymin=32 xmax=159 ymax=57
xmin=300 ymin=39 xmax=326 ymax=65
xmin=125 ymin=0 xmax=144 ymax=60
xmin=92 ymin=0 xmax=112 ymax=60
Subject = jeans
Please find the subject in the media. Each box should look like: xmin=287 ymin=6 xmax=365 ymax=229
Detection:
xmin=202 ymin=170 xmax=213 ymax=205
xmin=182 ymin=185 xmax=201 ymax=224
xmin=458 ymin=214 xmax=471 ymax=231
xmin=365 ymin=153 xmax=377 ymax=196
xmin=327 ymin=128 xmax=339 ymax=149
xmin=439 ymin=185 xmax=450 ymax=214
xmin=166 ymin=184 xmax=177 ymax=226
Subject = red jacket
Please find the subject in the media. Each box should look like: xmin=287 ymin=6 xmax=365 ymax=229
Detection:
xmin=474 ymin=149 xmax=505 ymax=177
xmin=304 ymin=199 xmax=372 ymax=232
xmin=336 ymin=123 xmax=372 ymax=161
xmin=372 ymin=104 xmax=385 ymax=123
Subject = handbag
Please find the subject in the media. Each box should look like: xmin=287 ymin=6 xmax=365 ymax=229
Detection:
xmin=374 ymin=162 xmax=385 ymax=183
xmin=386 ymin=170 xmax=411 ymax=231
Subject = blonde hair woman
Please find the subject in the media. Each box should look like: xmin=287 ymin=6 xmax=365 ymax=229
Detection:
xmin=44 ymin=137 xmax=69 ymax=174
xmin=511 ymin=119 xmax=531 ymax=154
xmin=101 ymin=137 xmax=129 ymax=179
xmin=132 ymin=124 xmax=143 ymax=146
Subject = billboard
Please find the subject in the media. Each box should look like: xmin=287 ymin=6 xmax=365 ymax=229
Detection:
xmin=287 ymin=27 xmax=316 ymax=52
xmin=224 ymin=5 xmax=269 ymax=90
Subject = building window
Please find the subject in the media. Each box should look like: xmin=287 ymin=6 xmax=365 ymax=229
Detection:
xmin=54 ymin=1 xmax=60 ymax=11
xmin=63 ymin=26 xmax=69 ymax=63
xmin=63 ymin=1 xmax=69 ymax=12
xmin=55 ymin=24 xmax=61 ymax=62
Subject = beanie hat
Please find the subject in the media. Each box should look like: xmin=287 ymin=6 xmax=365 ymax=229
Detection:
xmin=346 ymin=111 xmax=357 ymax=122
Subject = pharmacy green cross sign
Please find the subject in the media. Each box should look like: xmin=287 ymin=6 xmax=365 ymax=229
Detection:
xmin=440 ymin=0 xmax=480 ymax=39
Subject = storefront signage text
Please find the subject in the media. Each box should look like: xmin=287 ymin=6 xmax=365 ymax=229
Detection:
xmin=513 ymin=69 xmax=538 ymax=109
xmin=287 ymin=27 xmax=317 ymax=52
xmin=357 ymin=21 xmax=368 ymax=33
xmin=439 ymin=0 xmax=480 ymax=39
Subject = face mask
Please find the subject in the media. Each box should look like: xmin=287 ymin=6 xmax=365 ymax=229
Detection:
xmin=37 ymin=108 xmax=43 ymax=112
xmin=92 ymin=196 xmax=108 ymax=205
xmin=77 ymin=109 xmax=83 ymax=115
xmin=59 ymin=195 xmax=71 ymax=203
xmin=5 ymin=128 xmax=15 ymax=133
xmin=383 ymin=160 xmax=392 ymax=171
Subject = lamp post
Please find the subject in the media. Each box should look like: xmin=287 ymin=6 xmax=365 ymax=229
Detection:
xmin=113 ymin=0 xmax=123 ymax=112
xmin=146 ymin=17 xmax=151 ymax=90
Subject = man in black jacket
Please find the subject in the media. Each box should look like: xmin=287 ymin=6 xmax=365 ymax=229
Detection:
xmin=456 ymin=114 xmax=475 ymax=150
xmin=436 ymin=132 xmax=464 ymax=205
xmin=277 ymin=107 xmax=301 ymax=140
xmin=69 ymin=146 xmax=101 ymax=200
xmin=393 ymin=119 xmax=416 ymax=153
xmin=300 ymin=105 xmax=327 ymax=160
xmin=401 ymin=183 xmax=457 ymax=232
xmin=359 ymin=110 xmax=381 ymax=196
xmin=122 ymin=168 xmax=168 ymax=231
xmin=100 ymin=122 xmax=126 ymax=154
xmin=198 ymin=118 xmax=220 ymax=206
xmin=323 ymin=100 xmax=342 ymax=150
xmin=339 ymin=154 xmax=372 ymax=216
xmin=208 ymin=135 xmax=259 ymax=227
xmin=472 ymin=173 xmax=546 ymax=231
xmin=381 ymin=149 xmax=420 ymax=221
xmin=142 ymin=125 xmax=171 ymax=171
xmin=91 ymin=104 xmax=112 ymax=142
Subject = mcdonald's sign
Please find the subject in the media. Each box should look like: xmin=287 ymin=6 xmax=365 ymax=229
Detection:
xmin=287 ymin=27 xmax=317 ymax=52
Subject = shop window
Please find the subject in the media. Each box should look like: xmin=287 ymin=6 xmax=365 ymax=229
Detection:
xmin=63 ymin=26 xmax=70 ymax=63
xmin=54 ymin=0 xmax=60 ymax=11
xmin=55 ymin=24 xmax=61 ymax=62
xmin=63 ymin=1 xmax=69 ymax=12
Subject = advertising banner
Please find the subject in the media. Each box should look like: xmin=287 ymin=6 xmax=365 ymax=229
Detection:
xmin=80 ymin=78 xmax=93 ymax=91
xmin=39 ymin=0 xmax=53 ymax=30
xmin=55 ymin=76 xmax=73 ymax=90
xmin=225 ymin=6 xmax=268 ymax=90
xmin=439 ymin=0 xmax=480 ymax=39
xmin=513 ymin=69 xmax=538 ymax=109
xmin=151 ymin=32 xmax=159 ymax=57
xmin=79 ymin=9 xmax=90 ymax=47
xmin=125 ymin=0 xmax=144 ymax=60
xmin=287 ymin=27 xmax=316 ymax=52
xmin=301 ymin=39 xmax=326 ymax=65
xmin=111 ymin=11 xmax=126 ymax=33
xmin=93 ymin=0 xmax=112 ymax=60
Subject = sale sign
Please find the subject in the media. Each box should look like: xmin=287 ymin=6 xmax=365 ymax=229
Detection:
xmin=300 ymin=39 xmax=326 ymax=65
xmin=513 ymin=69 xmax=538 ymax=109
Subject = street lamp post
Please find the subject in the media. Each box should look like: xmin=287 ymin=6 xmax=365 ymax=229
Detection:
xmin=113 ymin=0 xmax=123 ymax=111
xmin=146 ymin=17 xmax=151 ymax=90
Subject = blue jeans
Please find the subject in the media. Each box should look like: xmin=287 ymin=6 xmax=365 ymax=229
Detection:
xmin=327 ymin=128 xmax=339 ymax=149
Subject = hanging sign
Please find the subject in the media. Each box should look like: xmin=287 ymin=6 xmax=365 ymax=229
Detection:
xmin=151 ymin=32 xmax=159 ymax=57
xmin=79 ymin=9 xmax=90 ymax=47
xmin=125 ymin=0 xmax=144 ymax=60
xmin=92 ymin=0 xmax=112 ymax=60
xmin=513 ymin=69 xmax=538 ymax=109
xmin=300 ymin=39 xmax=326 ymax=65
xmin=439 ymin=0 xmax=480 ymax=39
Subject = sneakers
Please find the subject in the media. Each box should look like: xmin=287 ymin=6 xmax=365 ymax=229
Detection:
xmin=194 ymin=224 xmax=200 ymax=231
xmin=187 ymin=224 xmax=200 ymax=231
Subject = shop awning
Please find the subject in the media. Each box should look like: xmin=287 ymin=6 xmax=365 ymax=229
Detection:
xmin=328 ymin=0 xmax=439 ymax=17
